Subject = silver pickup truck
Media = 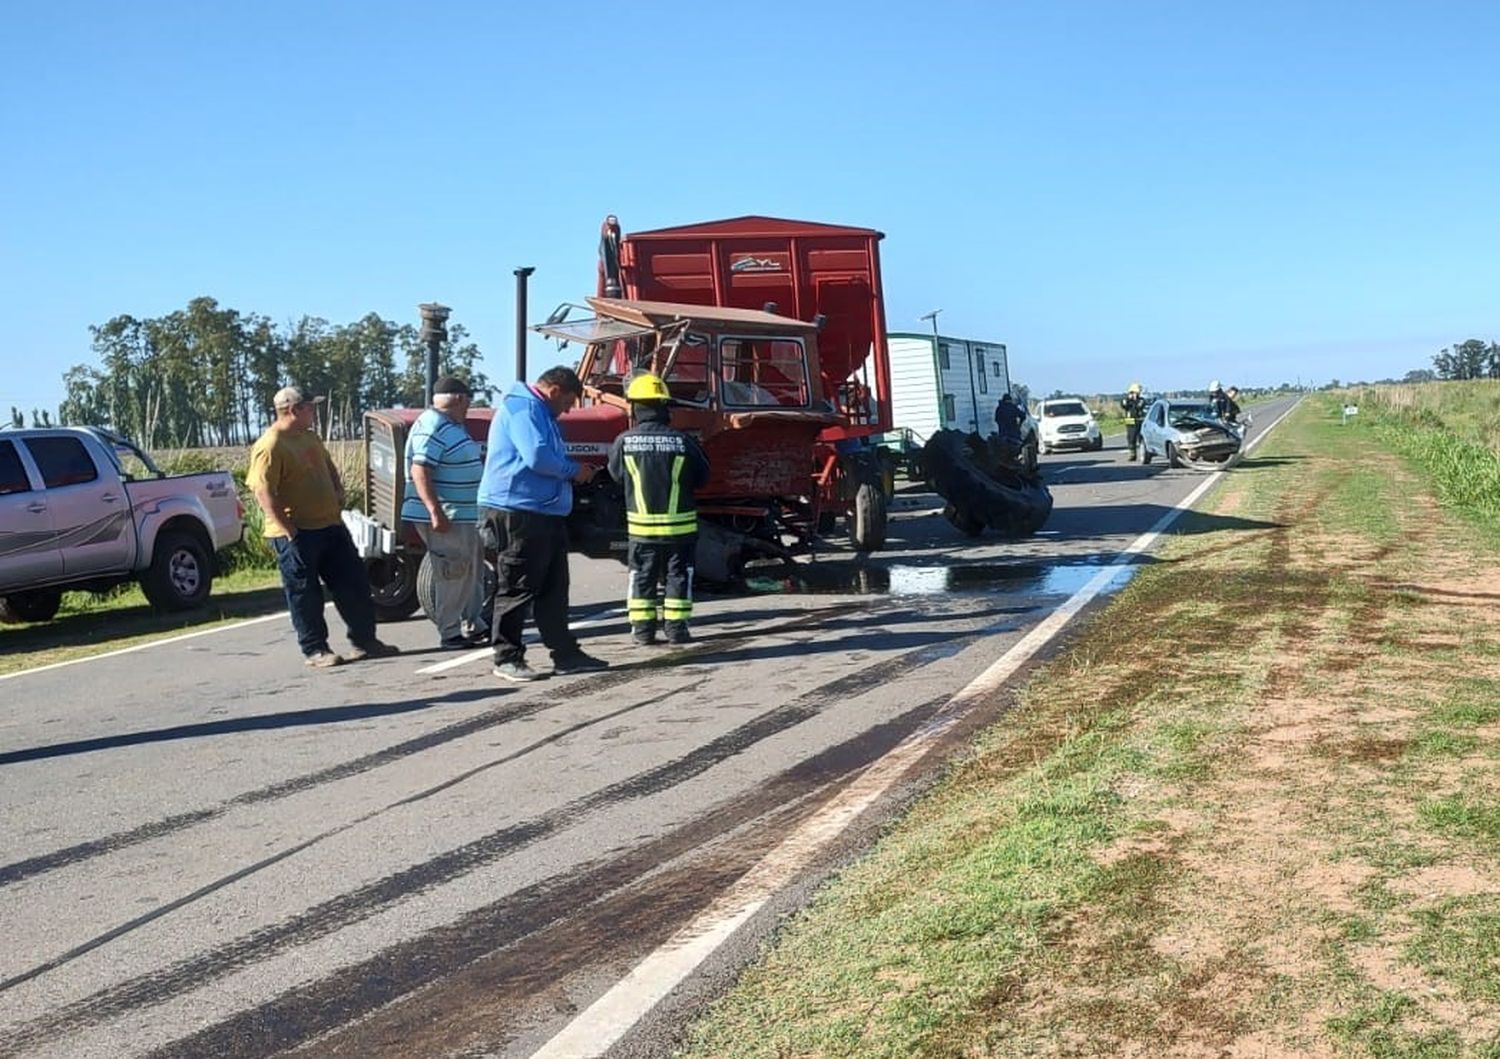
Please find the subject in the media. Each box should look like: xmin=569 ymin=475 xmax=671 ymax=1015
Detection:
xmin=0 ymin=427 xmax=244 ymax=623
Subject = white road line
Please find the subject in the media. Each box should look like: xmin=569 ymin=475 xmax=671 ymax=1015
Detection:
xmin=529 ymin=398 xmax=1299 ymax=1059
xmin=0 ymin=610 xmax=291 ymax=683
xmin=413 ymin=609 xmax=629 ymax=675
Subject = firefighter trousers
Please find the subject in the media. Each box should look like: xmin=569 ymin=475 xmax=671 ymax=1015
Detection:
xmin=626 ymin=536 xmax=695 ymax=639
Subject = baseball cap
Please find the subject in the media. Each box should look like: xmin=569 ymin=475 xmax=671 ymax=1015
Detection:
xmin=273 ymin=386 xmax=325 ymax=410
xmin=433 ymin=375 xmax=474 ymax=397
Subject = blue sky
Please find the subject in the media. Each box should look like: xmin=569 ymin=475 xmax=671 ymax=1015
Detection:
xmin=2 ymin=0 xmax=1496 ymax=419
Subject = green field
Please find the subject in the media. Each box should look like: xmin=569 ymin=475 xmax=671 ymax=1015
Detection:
xmin=679 ymin=391 xmax=1500 ymax=1058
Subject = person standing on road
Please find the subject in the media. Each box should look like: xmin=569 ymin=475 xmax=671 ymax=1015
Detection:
xmin=993 ymin=392 xmax=1025 ymax=463
xmin=1121 ymin=382 xmax=1148 ymax=461
xmin=1209 ymin=380 xmax=1231 ymax=419
xmin=478 ymin=366 xmax=609 ymax=682
xmin=403 ymin=375 xmax=488 ymax=650
xmin=608 ymin=374 xmax=710 ymax=646
xmin=248 ymin=386 xmax=399 ymax=668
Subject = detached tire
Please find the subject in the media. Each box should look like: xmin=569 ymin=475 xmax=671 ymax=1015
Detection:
xmin=923 ymin=429 xmax=1053 ymax=539
xmin=849 ymin=481 xmax=888 ymax=552
xmin=142 ymin=531 xmax=213 ymax=611
xmin=416 ymin=553 xmax=437 ymax=621
xmin=0 ymin=588 xmax=63 ymax=624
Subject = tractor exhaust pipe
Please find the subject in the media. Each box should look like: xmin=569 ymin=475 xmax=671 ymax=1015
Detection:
xmin=599 ymin=214 xmax=622 ymax=298
xmin=418 ymin=302 xmax=451 ymax=406
xmin=513 ymin=266 xmax=535 ymax=383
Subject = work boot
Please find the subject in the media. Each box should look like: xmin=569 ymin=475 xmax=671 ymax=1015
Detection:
xmin=664 ymin=623 xmax=692 ymax=646
xmin=1127 ymin=449 xmax=1138 ymax=462
xmin=632 ymin=623 xmax=658 ymax=646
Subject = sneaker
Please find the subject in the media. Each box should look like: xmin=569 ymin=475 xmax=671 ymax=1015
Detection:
xmin=552 ymin=651 xmax=610 ymax=675
xmin=347 ymin=639 xmax=400 ymax=661
xmin=493 ymin=659 xmax=542 ymax=682
xmin=304 ymin=649 xmax=344 ymax=668
xmin=440 ymin=637 xmax=477 ymax=650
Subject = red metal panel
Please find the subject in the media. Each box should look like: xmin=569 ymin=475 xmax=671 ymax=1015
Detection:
xmin=619 ymin=216 xmax=891 ymax=438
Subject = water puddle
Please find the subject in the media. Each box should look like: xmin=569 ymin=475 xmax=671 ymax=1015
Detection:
xmin=741 ymin=557 xmax=1132 ymax=599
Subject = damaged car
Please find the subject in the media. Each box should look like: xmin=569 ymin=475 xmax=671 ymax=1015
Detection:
xmin=1140 ymin=397 xmax=1243 ymax=470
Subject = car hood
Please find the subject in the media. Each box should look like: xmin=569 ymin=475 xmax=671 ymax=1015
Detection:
xmin=1042 ymin=415 xmax=1093 ymax=429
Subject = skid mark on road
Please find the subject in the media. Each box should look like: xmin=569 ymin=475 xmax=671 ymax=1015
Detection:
xmin=144 ymin=698 xmax=954 ymax=1059
xmin=0 ymin=619 xmax=993 ymax=1053
xmin=0 ymin=605 xmax=863 ymax=891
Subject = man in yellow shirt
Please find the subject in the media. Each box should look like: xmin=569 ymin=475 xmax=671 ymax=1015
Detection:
xmin=248 ymin=386 xmax=398 ymax=668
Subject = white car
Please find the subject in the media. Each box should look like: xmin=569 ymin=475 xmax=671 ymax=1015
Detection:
xmin=1037 ymin=398 xmax=1103 ymax=453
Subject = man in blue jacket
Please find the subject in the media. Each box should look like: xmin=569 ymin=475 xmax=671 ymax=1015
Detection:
xmin=479 ymin=366 xmax=608 ymax=681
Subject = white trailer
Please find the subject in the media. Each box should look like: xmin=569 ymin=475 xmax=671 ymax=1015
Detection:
xmin=886 ymin=331 xmax=1013 ymax=441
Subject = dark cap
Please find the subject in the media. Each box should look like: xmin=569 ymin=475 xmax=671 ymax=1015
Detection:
xmin=433 ymin=375 xmax=474 ymax=397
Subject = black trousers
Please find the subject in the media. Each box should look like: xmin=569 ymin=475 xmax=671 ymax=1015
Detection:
xmin=1125 ymin=422 xmax=1143 ymax=451
xmin=480 ymin=507 xmax=578 ymax=664
xmin=626 ymin=537 xmax=696 ymax=632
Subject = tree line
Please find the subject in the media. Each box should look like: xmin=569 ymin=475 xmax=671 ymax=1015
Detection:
xmin=44 ymin=296 xmax=493 ymax=448
xmin=1430 ymin=339 xmax=1500 ymax=381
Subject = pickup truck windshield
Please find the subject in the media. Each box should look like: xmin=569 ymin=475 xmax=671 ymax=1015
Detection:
xmin=1044 ymin=402 xmax=1088 ymax=418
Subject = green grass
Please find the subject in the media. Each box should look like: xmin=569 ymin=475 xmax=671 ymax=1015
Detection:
xmin=0 ymin=567 xmax=284 ymax=675
xmin=677 ymin=397 xmax=1500 ymax=1058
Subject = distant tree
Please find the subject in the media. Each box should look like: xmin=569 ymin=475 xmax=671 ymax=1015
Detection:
xmin=1402 ymin=368 xmax=1437 ymax=383
xmin=1433 ymin=339 xmax=1490 ymax=380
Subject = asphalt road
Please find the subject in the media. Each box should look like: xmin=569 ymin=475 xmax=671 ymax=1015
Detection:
xmin=0 ymin=398 xmax=1295 ymax=1059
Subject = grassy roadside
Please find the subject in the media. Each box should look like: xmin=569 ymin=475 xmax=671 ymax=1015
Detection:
xmin=680 ymin=396 xmax=1500 ymax=1058
xmin=0 ymin=569 xmax=284 ymax=676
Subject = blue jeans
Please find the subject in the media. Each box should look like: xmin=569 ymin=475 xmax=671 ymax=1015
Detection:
xmin=271 ymin=526 xmax=378 ymax=656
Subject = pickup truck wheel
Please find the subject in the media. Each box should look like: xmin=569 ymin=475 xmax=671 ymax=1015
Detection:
xmin=142 ymin=531 xmax=213 ymax=611
xmin=0 ymin=588 xmax=63 ymax=624
xmin=369 ymin=554 xmax=420 ymax=622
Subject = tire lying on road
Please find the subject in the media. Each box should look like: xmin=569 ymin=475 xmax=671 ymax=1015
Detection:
xmin=923 ymin=429 xmax=1054 ymax=538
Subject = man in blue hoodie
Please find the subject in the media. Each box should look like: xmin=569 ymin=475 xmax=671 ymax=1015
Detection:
xmin=479 ymin=366 xmax=609 ymax=681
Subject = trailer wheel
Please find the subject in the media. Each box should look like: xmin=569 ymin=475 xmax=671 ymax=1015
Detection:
xmin=0 ymin=588 xmax=63 ymax=624
xmin=368 ymin=553 xmax=420 ymax=622
xmin=850 ymin=481 xmax=888 ymax=552
xmin=142 ymin=531 xmax=213 ymax=611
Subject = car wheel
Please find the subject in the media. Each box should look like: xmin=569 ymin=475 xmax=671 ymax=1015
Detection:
xmin=1021 ymin=435 xmax=1039 ymax=474
xmin=1142 ymin=445 xmax=1154 ymax=465
xmin=142 ymin=531 xmax=213 ymax=611
xmin=1167 ymin=442 xmax=1184 ymax=469
xmin=1092 ymin=435 xmax=1104 ymax=451
xmin=0 ymin=588 xmax=64 ymax=624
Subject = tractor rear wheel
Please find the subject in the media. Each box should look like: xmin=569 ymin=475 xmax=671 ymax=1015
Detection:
xmin=850 ymin=481 xmax=888 ymax=552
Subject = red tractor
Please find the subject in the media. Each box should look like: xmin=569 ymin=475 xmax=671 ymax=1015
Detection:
xmin=345 ymin=214 xmax=899 ymax=617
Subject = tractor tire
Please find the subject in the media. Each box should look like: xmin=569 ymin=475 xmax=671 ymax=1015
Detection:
xmin=850 ymin=481 xmax=888 ymax=552
xmin=141 ymin=531 xmax=213 ymax=611
xmin=923 ymin=429 xmax=1053 ymax=539
xmin=368 ymin=553 xmax=420 ymax=622
xmin=942 ymin=503 xmax=986 ymax=538
xmin=0 ymin=588 xmax=63 ymax=624
xmin=816 ymin=510 xmax=839 ymax=535
xmin=416 ymin=553 xmax=437 ymax=621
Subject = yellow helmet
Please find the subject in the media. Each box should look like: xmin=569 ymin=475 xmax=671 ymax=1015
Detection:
xmin=1128 ymin=382 xmax=1142 ymax=393
xmin=625 ymin=373 xmax=670 ymax=402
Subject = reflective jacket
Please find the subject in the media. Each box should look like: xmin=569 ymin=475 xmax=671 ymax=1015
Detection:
xmin=1120 ymin=394 xmax=1147 ymax=424
xmin=607 ymin=410 xmax=711 ymax=539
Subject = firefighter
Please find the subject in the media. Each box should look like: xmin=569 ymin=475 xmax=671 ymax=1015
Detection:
xmin=1121 ymin=382 xmax=1148 ymax=461
xmin=607 ymin=374 xmax=711 ymax=645
xmin=1209 ymin=380 xmax=1231 ymax=419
